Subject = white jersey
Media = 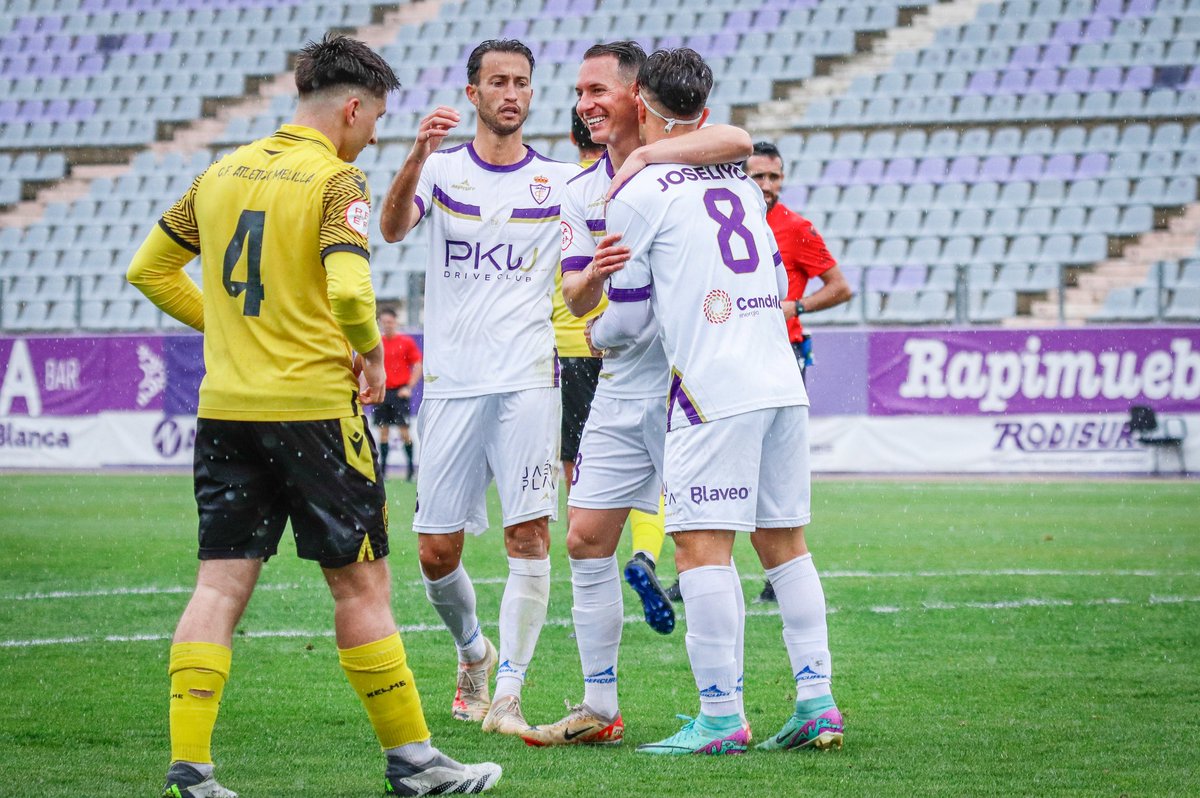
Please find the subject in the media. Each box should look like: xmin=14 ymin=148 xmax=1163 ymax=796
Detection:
xmin=605 ymin=162 xmax=808 ymax=431
xmin=413 ymin=142 xmax=580 ymax=398
xmin=560 ymin=152 xmax=669 ymax=401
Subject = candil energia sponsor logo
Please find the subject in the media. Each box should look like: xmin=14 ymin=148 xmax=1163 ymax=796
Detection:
xmin=703 ymin=289 xmax=732 ymax=324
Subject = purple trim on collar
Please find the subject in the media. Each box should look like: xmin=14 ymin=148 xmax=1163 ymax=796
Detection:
xmin=561 ymin=256 xmax=590 ymax=273
xmin=586 ymin=219 xmax=606 ymax=233
xmin=607 ymin=284 xmax=651 ymax=302
xmin=467 ymin=141 xmax=536 ymax=172
xmin=511 ymin=205 xmax=561 ymax=220
xmin=568 ymin=154 xmax=606 ymax=185
xmin=432 ymin=185 xmax=481 ymax=217
xmin=603 ymin=153 xmax=614 ymax=178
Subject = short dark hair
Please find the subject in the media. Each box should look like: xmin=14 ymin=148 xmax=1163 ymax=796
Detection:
xmin=379 ymin=306 xmax=398 ymax=319
xmin=571 ymin=108 xmax=598 ymax=153
xmin=466 ymin=39 xmax=535 ymax=85
xmin=742 ymin=140 xmax=782 ymax=170
xmin=295 ymin=32 xmax=400 ymax=98
xmin=583 ymin=40 xmax=646 ymax=83
xmin=637 ymin=48 xmax=712 ymax=118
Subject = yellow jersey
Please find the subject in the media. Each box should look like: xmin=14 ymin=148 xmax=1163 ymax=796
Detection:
xmin=158 ymin=124 xmax=376 ymax=421
xmin=552 ymin=156 xmax=607 ymax=357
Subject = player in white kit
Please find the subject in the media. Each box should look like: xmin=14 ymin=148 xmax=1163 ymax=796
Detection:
xmin=519 ymin=41 xmax=754 ymax=748
xmin=379 ymin=39 xmax=580 ymax=737
xmin=600 ymin=48 xmax=844 ymax=756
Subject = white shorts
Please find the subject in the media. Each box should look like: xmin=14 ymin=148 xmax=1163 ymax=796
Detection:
xmin=663 ymin=405 xmax=810 ymax=533
xmin=413 ymin=388 xmax=560 ymax=535
xmin=568 ymin=395 xmax=666 ymax=514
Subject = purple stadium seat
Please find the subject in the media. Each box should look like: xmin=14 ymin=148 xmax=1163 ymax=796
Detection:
xmin=883 ymin=157 xmax=915 ymax=184
xmin=752 ymin=9 xmax=781 ymax=30
xmin=656 ymin=34 xmax=684 ymax=50
xmin=79 ymin=54 xmax=103 ymax=75
xmin=1095 ymin=0 xmax=1124 ymax=14
xmin=541 ymin=39 xmax=568 ymax=63
xmin=851 ymin=158 xmax=885 ymax=185
xmin=1030 ymin=68 xmax=1060 ymax=93
xmin=1041 ymin=42 xmax=1071 ymax=67
xmin=1125 ymin=0 xmax=1156 ymax=14
xmin=947 ymin=155 xmax=979 ymax=183
xmin=47 ymin=35 xmax=73 ymax=55
xmin=1082 ymin=18 xmax=1113 ymax=42
xmin=1009 ymin=45 xmax=1040 ymax=69
xmin=544 ymin=0 xmax=569 ymax=13
xmin=1124 ymin=65 xmax=1153 ymax=91
xmin=998 ymin=69 xmax=1029 ymax=95
xmin=684 ymin=34 xmax=714 ymax=53
xmin=1044 ymin=153 xmax=1077 ymax=180
xmin=13 ymin=17 xmax=38 ymax=35
xmin=893 ymin=265 xmax=927 ymax=290
xmin=979 ymin=155 xmax=1012 ymax=183
xmin=569 ymin=0 xmax=596 ymax=13
xmin=1052 ymin=20 xmax=1083 ymax=44
xmin=820 ymin=159 xmax=854 ymax=186
xmin=0 ymin=100 xmax=17 ymax=124
xmin=0 ymin=37 xmax=19 ymax=57
xmin=866 ymin=265 xmax=895 ymax=291
xmin=780 ymin=185 xmax=807 ymax=207
xmin=1092 ymin=66 xmax=1122 ymax=92
xmin=1076 ymin=152 xmax=1110 ymax=180
xmin=725 ymin=10 xmax=752 ymax=31
xmin=1062 ymin=67 xmax=1092 ymax=92
xmin=501 ymin=19 xmax=529 ymax=38
xmin=710 ymin=33 xmax=739 ymax=57
xmin=914 ymin=156 xmax=948 ymax=184
xmin=567 ymin=38 xmax=593 ymax=61
xmin=45 ymin=98 xmax=70 ymax=122
xmin=1012 ymin=155 xmax=1045 ymax=182
xmin=1190 ymin=67 xmax=1200 ymax=88
xmin=967 ymin=70 xmax=998 ymax=94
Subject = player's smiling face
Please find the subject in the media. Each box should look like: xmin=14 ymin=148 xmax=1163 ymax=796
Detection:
xmin=469 ymin=51 xmax=532 ymax=137
xmin=575 ymin=55 xmax=638 ymax=149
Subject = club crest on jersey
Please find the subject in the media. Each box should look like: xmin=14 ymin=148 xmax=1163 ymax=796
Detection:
xmin=703 ymin=289 xmax=732 ymax=324
xmin=530 ymin=175 xmax=550 ymax=205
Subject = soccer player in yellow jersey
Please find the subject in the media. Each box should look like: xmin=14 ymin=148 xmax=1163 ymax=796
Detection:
xmin=127 ymin=34 xmax=501 ymax=798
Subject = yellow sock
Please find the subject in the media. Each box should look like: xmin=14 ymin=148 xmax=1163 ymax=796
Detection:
xmin=168 ymin=641 xmax=232 ymax=765
xmin=629 ymin=494 xmax=666 ymax=562
xmin=339 ymin=632 xmax=430 ymax=749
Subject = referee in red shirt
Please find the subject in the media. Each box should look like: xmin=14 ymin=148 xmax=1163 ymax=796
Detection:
xmin=745 ymin=141 xmax=851 ymax=603
xmin=374 ymin=307 xmax=423 ymax=479
xmin=744 ymin=141 xmax=852 ymax=381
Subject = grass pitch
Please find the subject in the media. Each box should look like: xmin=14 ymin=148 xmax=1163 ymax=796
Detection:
xmin=1 ymin=474 xmax=1198 ymax=797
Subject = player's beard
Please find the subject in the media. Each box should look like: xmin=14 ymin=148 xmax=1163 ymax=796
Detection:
xmin=479 ymin=103 xmax=527 ymax=137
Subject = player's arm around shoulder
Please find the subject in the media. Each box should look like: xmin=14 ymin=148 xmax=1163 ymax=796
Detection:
xmin=608 ymin=124 xmax=753 ymax=199
xmin=379 ymin=105 xmax=460 ymax=242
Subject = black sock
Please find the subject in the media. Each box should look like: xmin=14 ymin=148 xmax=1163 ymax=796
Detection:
xmin=404 ymin=442 xmax=414 ymax=472
xmin=379 ymin=442 xmax=389 ymax=472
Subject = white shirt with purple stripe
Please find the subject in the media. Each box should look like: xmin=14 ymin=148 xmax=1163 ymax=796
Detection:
xmin=561 ymin=153 xmax=669 ymax=401
xmin=604 ymin=162 xmax=807 ymax=431
xmin=412 ymin=142 xmax=580 ymax=398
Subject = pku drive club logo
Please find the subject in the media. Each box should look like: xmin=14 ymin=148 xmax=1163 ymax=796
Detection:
xmin=703 ymin=289 xmax=732 ymax=324
xmin=529 ymin=174 xmax=550 ymax=204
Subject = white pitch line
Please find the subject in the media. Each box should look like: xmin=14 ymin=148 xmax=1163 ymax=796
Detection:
xmin=4 ymin=596 xmax=1199 ymax=649
xmin=6 ymin=569 xmax=1198 ymax=603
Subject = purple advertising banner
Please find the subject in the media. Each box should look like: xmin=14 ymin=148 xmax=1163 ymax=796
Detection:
xmin=0 ymin=335 xmax=168 ymax=416
xmin=869 ymin=327 xmax=1200 ymax=416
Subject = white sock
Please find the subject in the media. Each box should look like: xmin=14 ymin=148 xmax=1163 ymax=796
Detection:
xmin=730 ymin=558 xmax=745 ymax=709
xmin=570 ymin=555 xmax=622 ymax=719
xmin=423 ymin=564 xmax=486 ymax=663
xmin=386 ymin=739 xmax=435 ymax=767
xmin=679 ymin=565 xmax=742 ymax=719
xmin=765 ymin=553 xmax=833 ymax=700
xmin=494 ymin=556 xmax=551 ymax=701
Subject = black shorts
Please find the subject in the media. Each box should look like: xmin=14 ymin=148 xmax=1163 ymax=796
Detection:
xmin=372 ymin=389 xmax=411 ymax=427
xmin=193 ymin=416 xmax=389 ymax=569
xmin=559 ymin=356 xmax=602 ymax=462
